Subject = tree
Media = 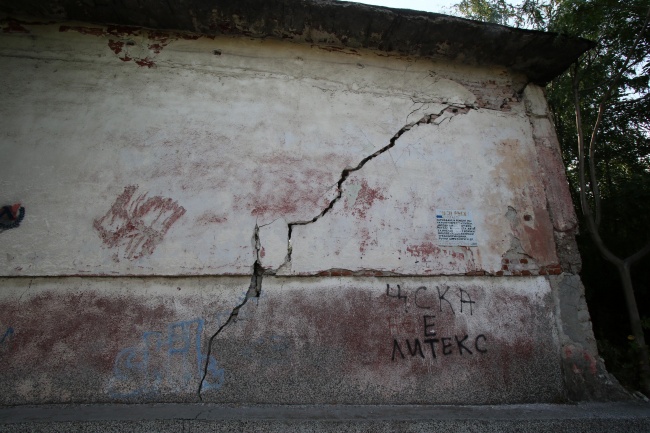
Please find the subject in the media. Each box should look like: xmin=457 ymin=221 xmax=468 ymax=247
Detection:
xmin=456 ymin=0 xmax=650 ymax=394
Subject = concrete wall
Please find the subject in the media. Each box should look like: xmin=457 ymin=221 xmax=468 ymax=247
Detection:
xmin=0 ymin=20 xmax=622 ymax=403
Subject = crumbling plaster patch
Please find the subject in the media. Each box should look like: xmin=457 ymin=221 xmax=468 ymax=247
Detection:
xmin=522 ymin=84 xmax=627 ymax=400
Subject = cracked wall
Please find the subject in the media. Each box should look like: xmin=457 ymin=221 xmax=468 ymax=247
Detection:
xmin=0 ymin=21 xmax=620 ymax=404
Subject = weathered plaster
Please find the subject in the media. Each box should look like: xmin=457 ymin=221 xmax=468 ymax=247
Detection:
xmin=289 ymin=106 xmax=560 ymax=276
xmin=0 ymin=0 xmax=593 ymax=83
xmin=0 ymin=276 xmax=247 ymax=403
xmin=0 ymin=16 xmax=623 ymax=405
xmin=0 ymin=23 xmax=544 ymax=277
xmin=0 ymin=276 xmax=563 ymax=404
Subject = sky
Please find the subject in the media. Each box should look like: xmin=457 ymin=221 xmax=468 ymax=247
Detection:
xmin=337 ymin=0 xmax=458 ymax=14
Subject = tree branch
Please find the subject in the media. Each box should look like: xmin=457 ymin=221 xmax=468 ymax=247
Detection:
xmin=579 ymin=4 xmax=650 ymax=245
xmin=626 ymin=239 xmax=650 ymax=266
xmin=572 ymin=66 xmax=621 ymax=266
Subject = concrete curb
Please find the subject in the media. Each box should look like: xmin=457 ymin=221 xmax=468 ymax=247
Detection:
xmin=1 ymin=401 xmax=649 ymax=432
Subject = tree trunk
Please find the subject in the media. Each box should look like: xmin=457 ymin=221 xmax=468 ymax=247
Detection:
xmin=617 ymin=261 xmax=650 ymax=395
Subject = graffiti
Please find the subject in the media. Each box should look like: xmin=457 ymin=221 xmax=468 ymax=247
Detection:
xmin=386 ymin=284 xmax=487 ymax=362
xmin=386 ymin=284 xmax=476 ymax=315
xmin=392 ymin=334 xmax=487 ymax=360
xmin=94 ymin=185 xmax=185 ymax=260
xmin=0 ymin=326 xmax=14 ymax=352
xmin=108 ymin=318 xmax=224 ymax=398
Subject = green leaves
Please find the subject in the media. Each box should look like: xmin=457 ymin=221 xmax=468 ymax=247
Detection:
xmin=457 ymin=0 xmax=650 ymax=393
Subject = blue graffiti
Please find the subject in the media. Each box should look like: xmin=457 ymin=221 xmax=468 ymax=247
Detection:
xmin=0 ymin=327 xmax=14 ymax=345
xmin=109 ymin=318 xmax=224 ymax=398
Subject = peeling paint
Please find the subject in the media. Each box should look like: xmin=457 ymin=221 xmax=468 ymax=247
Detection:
xmin=56 ymin=24 xmax=206 ymax=68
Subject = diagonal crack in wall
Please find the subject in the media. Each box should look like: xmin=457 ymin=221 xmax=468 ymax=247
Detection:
xmin=197 ymin=224 xmax=263 ymax=401
xmin=284 ymin=104 xmax=472 ymax=265
xmin=198 ymin=104 xmax=473 ymax=400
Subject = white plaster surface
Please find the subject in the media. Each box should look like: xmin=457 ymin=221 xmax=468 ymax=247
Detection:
xmin=258 ymin=218 xmax=289 ymax=270
xmin=0 ymin=24 xmax=550 ymax=277
xmin=290 ymin=109 xmax=557 ymax=274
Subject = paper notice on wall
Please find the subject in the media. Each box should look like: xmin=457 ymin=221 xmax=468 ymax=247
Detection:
xmin=435 ymin=210 xmax=477 ymax=247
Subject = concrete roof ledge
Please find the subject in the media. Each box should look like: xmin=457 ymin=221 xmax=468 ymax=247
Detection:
xmin=0 ymin=0 xmax=593 ymax=84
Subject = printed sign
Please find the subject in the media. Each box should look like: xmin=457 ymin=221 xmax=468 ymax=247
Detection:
xmin=435 ymin=210 xmax=477 ymax=247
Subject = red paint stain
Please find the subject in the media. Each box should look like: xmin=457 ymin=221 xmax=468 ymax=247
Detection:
xmin=93 ymin=185 xmax=186 ymax=260
xmin=0 ymin=291 xmax=176 ymax=377
xmin=584 ymin=351 xmax=598 ymax=375
xmin=351 ymin=180 xmax=386 ymax=219
xmin=59 ymin=25 xmax=105 ymax=36
xmin=148 ymin=43 xmax=164 ymax=53
xmin=179 ymin=34 xmax=202 ymax=40
xmin=56 ymin=24 xmax=202 ymax=68
xmin=358 ymin=227 xmax=376 ymax=253
xmin=147 ymin=31 xmax=172 ymax=54
xmin=107 ymin=40 xmax=124 ymax=55
xmin=106 ymin=25 xmax=141 ymax=36
xmin=241 ymin=161 xmax=339 ymax=220
xmin=135 ymin=58 xmax=156 ymax=68
xmin=148 ymin=31 xmax=170 ymax=40
xmin=519 ymin=207 xmax=558 ymax=266
xmin=3 ymin=20 xmax=29 ymax=33
xmin=196 ymin=212 xmax=227 ymax=225
xmin=406 ymin=242 xmax=440 ymax=258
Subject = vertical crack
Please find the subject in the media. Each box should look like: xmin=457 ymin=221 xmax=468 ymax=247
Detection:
xmin=198 ymin=224 xmax=263 ymax=401
xmin=285 ymin=105 xmax=471 ymax=263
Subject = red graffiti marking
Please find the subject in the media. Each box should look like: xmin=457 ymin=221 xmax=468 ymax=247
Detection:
xmin=94 ymin=185 xmax=185 ymax=260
